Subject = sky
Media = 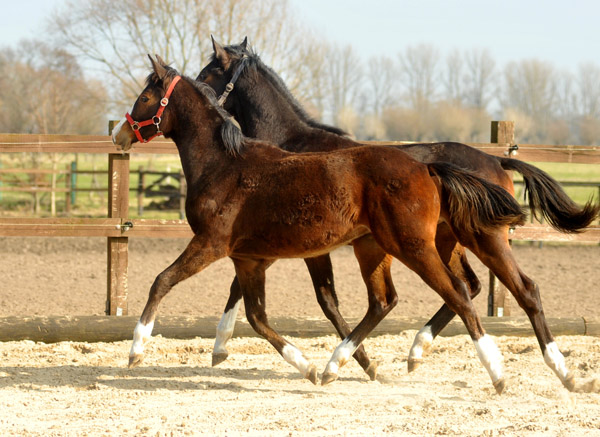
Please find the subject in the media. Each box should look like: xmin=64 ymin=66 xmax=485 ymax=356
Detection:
xmin=2 ymin=0 xmax=600 ymax=73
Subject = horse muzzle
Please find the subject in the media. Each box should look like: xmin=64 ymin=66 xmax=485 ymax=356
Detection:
xmin=112 ymin=118 xmax=134 ymax=151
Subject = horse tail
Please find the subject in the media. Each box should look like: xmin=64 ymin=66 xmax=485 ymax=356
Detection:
xmin=498 ymin=157 xmax=600 ymax=233
xmin=428 ymin=162 xmax=527 ymax=234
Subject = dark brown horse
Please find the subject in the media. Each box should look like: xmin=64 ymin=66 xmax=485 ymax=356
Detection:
xmin=113 ymin=56 xmax=589 ymax=393
xmin=197 ymin=38 xmax=600 ymax=379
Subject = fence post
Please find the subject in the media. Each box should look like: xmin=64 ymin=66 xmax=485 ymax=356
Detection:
xmin=179 ymin=169 xmax=186 ymax=219
xmin=487 ymin=121 xmax=515 ymax=317
xmin=70 ymin=161 xmax=77 ymax=207
xmin=65 ymin=163 xmax=72 ymax=214
xmin=138 ymin=166 xmax=145 ymax=216
xmin=107 ymin=121 xmax=130 ymax=316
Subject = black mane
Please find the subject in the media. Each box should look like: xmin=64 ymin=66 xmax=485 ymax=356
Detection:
xmin=217 ymin=44 xmax=348 ymax=137
xmin=147 ymin=66 xmax=246 ymax=156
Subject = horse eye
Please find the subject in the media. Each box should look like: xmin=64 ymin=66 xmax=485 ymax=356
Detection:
xmin=140 ymin=96 xmax=149 ymax=103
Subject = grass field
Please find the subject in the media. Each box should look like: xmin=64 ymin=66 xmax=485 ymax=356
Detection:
xmin=1 ymin=154 xmax=599 ymax=219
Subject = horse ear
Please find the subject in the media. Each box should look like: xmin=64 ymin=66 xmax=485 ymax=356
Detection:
xmin=211 ymin=35 xmax=230 ymax=68
xmin=241 ymin=36 xmax=248 ymax=50
xmin=148 ymin=54 xmax=168 ymax=81
xmin=155 ymin=54 xmax=168 ymax=67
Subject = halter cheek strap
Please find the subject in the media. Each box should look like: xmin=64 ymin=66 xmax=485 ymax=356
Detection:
xmin=126 ymin=75 xmax=182 ymax=143
xmin=217 ymin=56 xmax=248 ymax=106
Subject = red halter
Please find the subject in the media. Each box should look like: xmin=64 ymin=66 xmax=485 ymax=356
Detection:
xmin=125 ymin=75 xmax=181 ymax=143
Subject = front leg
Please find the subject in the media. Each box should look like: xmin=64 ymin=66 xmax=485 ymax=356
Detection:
xmin=213 ymin=258 xmax=276 ymax=366
xmin=129 ymin=235 xmax=225 ymax=367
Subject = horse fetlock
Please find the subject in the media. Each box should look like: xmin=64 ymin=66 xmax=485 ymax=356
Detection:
xmin=493 ymin=378 xmax=506 ymax=395
xmin=306 ymin=365 xmax=318 ymax=385
xmin=562 ymin=372 xmax=576 ymax=392
xmin=407 ymin=358 xmax=423 ymax=373
xmin=128 ymin=353 xmax=144 ymax=368
xmin=365 ymin=361 xmax=379 ymax=381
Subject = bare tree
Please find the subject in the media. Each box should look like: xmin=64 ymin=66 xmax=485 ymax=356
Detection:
xmin=442 ymin=49 xmax=464 ymax=104
xmin=463 ymin=48 xmax=496 ymax=110
xmin=50 ymin=0 xmax=313 ymax=109
xmin=397 ymin=44 xmax=439 ymax=111
xmin=324 ymin=44 xmax=363 ymax=125
xmin=576 ymin=62 xmax=600 ymax=118
xmin=0 ymin=40 xmax=107 ymax=135
xmin=503 ymin=59 xmax=557 ymax=119
xmin=502 ymin=59 xmax=559 ymax=142
xmin=366 ymin=55 xmax=398 ymax=116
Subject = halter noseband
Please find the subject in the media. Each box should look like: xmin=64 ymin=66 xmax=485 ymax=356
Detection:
xmin=217 ymin=56 xmax=249 ymax=106
xmin=126 ymin=75 xmax=182 ymax=143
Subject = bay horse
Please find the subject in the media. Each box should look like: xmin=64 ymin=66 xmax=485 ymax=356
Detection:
xmin=197 ymin=38 xmax=600 ymax=380
xmin=114 ymin=56 xmax=579 ymax=393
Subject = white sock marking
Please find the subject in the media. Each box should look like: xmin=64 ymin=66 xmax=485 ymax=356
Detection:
xmin=282 ymin=344 xmax=311 ymax=377
xmin=214 ymin=300 xmax=242 ymax=355
xmin=544 ymin=342 xmax=569 ymax=382
xmin=474 ymin=334 xmax=504 ymax=383
xmin=324 ymin=338 xmax=357 ymax=376
xmin=130 ymin=320 xmax=155 ymax=356
xmin=409 ymin=326 xmax=433 ymax=361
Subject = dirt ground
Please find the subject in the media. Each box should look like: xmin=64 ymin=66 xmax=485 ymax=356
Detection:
xmin=1 ymin=237 xmax=600 ymax=436
xmin=1 ymin=237 xmax=599 ymax=319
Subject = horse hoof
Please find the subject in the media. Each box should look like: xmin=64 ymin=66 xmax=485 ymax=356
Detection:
xmin=321 ymin=372 xmax=338 ymax=386
xmin=366 ymin=361 xmax=379 ymax=381
xmin=212 ymin=352 xmax=229 ymax=367
xmin=306 ymin=365 xmax=318 ymax=385
xmin=128 ymin=354 xmax=144 ymax=368
xmin=407 ymin=358 xmax=422 ymax=373
xmin=493 ymin=378 xmax=506 ymax=395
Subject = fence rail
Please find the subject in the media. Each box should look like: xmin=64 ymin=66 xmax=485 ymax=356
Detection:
xmin=1 ymin=121 xmax=599 ymax=318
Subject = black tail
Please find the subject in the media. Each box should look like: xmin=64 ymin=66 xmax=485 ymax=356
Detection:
xmin=498 ymin=157 xmax=599 ymax=233
xmin=428 ymin=162 xmax=527 ymax=235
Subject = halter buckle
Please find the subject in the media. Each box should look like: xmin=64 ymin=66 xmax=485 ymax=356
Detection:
xmin=160 ymin=97 xmax=169 ymax=106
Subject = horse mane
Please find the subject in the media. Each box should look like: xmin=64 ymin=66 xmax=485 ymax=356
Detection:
xmin=217 ymin=44 xmax=349 ymax=137
xmin=146 ymin=67 xmax=246 ymax=157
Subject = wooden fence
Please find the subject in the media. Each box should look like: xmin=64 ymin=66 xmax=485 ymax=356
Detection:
xmin=0 ymin=121 xmax=599 ymax=318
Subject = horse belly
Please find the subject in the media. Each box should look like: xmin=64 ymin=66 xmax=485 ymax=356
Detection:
xmin=230 ymin=223 xmax=370 ymax=259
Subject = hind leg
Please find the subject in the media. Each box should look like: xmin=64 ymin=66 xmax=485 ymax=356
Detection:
xmin=397 ymin=244 xmax=505 ymax=393
xmin=130 ymin=235 xmax=225 ymax=368
xmin=409 ymin=225 xmax=481 ymax=372
xmin=459 ymin=230 xmax=576 ymax=391
xmin=321 ymin=237 xmax=397 ymax=385
xmin=213 ymin=261 xmax=277 ymax=366
xmin=305 ymin=246 xmax=378 ymax=380
xmin=233 ymin=257 xmax=318 ymax=384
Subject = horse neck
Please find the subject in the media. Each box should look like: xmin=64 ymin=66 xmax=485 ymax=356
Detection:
xmin=233 ymin=68 xmax=355 ymax=153
xmin=168 ymin=86 xmax=229 ymax=187
xmin=234 ymin=73 xmax=314 ymax=146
